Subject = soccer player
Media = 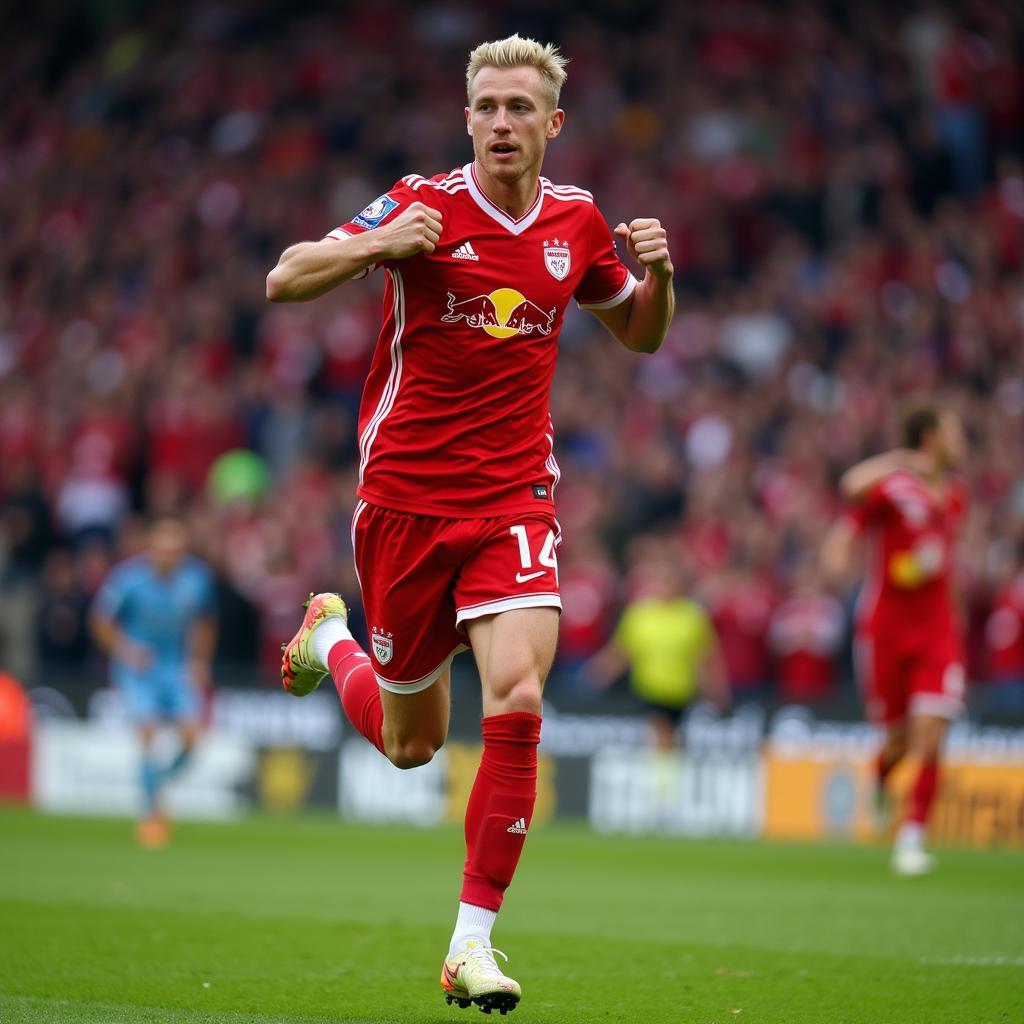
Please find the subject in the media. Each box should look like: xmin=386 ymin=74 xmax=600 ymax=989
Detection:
xmin=90 ymin=517 xmax=216 ymax=847
xmin=585 ymin=556 xmax=729 ymax=750
xmin=267 ymin=36 xmax=674 ymax=1013
xmin=822 ymin=402 xmax=968 ymax=876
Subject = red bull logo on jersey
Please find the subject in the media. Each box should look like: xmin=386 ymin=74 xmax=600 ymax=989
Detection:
xmin=441 ymin=289 xmax=555 ymax=339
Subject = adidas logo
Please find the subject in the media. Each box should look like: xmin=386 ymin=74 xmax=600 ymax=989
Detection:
xmin=506 ymin=817 xmax=528 ymax=834
xmin=452 ymin=241 xmax=480 ymax=261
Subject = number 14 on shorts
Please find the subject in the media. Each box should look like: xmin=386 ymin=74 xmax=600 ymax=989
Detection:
xmin=509 ymin=525 xmax=558 ymax=585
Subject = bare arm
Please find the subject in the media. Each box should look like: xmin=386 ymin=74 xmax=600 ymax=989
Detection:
xmin=591 ymin=218 xmax=675 ymax=354
xmin=820 ymin=518 xmax=860 ymax=587
xmin=188 ymin=615 xmax=217 ymax=692
xmin=582 ymin=637 xmax=631 ymax=691
xmin=839 ymin=448 xmax=928 ymax=502
xmin=265 ymin=202 xmax=443 ymax=303
xmin=89 ymin=611 xmax=152 ymax=671
xmin=698 ymin=635 xmax=730 ymax=712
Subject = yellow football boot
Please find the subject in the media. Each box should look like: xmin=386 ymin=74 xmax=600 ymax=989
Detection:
xmin=280 ymin=592 xmax=349 ymax=696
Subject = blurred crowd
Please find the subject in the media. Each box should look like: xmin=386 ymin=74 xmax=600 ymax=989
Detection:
xmin=1 ymin=0 xmax=1022 ymax=712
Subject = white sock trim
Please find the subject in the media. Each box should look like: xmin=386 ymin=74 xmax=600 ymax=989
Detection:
xmin=448 ymin=902 xmax=497 ymax=957
xmin=311 ymin=616 xmax=353 ymax=666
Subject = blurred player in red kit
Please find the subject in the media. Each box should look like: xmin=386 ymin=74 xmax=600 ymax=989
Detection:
xmin=823 ymin=401 xmax=968 ymax=876
xmin=265 ymin=36 xmax=674 ymax=1013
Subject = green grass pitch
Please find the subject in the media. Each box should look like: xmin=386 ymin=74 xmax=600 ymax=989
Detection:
xmin=0 ymin=807 xmax=1021 ymax=1023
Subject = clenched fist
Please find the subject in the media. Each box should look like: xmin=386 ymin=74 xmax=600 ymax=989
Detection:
xmin=377 ymin=202 xmax=443 ymax=259
xmin=614 ymin=218 xmax=673 ymax=280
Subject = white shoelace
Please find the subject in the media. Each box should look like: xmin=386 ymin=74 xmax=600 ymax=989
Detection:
xmin=462 ymin=946 xmax=510 ymax=978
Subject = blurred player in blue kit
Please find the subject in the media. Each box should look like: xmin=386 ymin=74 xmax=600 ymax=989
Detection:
xmin=90 ymin=518 xmax=216 ymax=846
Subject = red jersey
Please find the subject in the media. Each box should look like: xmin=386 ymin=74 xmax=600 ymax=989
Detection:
xmin=708 ymin=576 xmax=775 ymax=689
xmin=767 ymin=593 xmax=844 ymax=702
xmin=849 ymin=470 xmax=967 ymax=637
xmin=986 ymin=574 xmax=1024 ymax=680
xmin=327 ymin=164 xmax=636 ymax=518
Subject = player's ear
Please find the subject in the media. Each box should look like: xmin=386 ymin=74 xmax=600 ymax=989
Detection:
xmin=465 ymin=106 xmax=472 ymax=136
xmin=547 ymin=108 xmax=564 ymax=140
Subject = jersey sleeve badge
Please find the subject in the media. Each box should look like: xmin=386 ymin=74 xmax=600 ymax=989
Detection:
xmin=353 ymin=195 xmax=400 ymax=230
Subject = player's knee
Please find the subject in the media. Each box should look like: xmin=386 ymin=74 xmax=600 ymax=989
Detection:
xmin=385 ymin=729 xmax=444 ymax=770
xmin=491 ymin=677 xmax=543 ymax=716
xmin=387 ymin=736 xmax=442 ymax=770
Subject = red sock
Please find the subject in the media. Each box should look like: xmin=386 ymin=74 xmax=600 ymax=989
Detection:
xmin=328 ymin=641 xmax=385 ymax=755
xmin=461 ymin=712 xmax=541 ymax=912
xmin=907 ymin=759 xmax=940 ymax=825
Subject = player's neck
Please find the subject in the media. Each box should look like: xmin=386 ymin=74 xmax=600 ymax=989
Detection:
xmin=917 ymin=458 xmax=947 ymax=493
xmin=471 ymin=161 xmax=540 ymax=220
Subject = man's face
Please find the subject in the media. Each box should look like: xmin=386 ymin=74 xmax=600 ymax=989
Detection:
xmin=149 ymin=521 xmax=188 ymax=575
xmin=936 ymin=412 xmax=966 ymax=469
xmin=466 ymin=66 xmax=564 ymax=184
xmin=923 ymin=412 xmax=965 ymax=470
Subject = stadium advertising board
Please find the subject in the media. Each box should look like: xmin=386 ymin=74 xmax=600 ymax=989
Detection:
xmin=32 ymin=721 xmax=254 ymax=819
xmin=763 ymin=709 xmax=1024 ymax=846
xmin=23 ymin=683 xmax=1024 ymax=846
xmin=587 ymin=748 xmax=762 ymax=837
xmin=336 ymin=741 xmax=563 ymax=827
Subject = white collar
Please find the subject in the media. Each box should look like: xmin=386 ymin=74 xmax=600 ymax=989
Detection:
xmin=464 ymin=163 xmax=544 ymax=235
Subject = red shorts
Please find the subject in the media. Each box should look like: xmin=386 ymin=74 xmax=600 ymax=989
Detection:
xmin=854 ymin=626 xmax=966 ymax=726
xmin=351 ymin=500 xmax=561 ymax=692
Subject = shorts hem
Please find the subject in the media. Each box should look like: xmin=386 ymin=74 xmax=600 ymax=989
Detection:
xmin=375 ymin=646 xmax=467 ymax=694
xmin=456 ymin=593 xmax=562 ymax=625
xmin=909 ymin=693 xmax=964 ymax=720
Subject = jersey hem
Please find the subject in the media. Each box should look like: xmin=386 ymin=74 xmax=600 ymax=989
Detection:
xmin=355 ymin=486 xmax=555 ymax=520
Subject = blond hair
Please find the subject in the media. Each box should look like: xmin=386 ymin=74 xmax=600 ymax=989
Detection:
xmin=466 ymin=35 xmax=568 ymax=110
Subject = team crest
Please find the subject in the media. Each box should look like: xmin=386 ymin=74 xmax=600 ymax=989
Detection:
xmin=543 ymin=238 xmax=571 ymax=281
xmin=371 ymin=627 xmax=393 ymax=665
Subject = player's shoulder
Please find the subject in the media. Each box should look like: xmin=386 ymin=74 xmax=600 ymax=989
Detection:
xmin=111 ymin=555 xmax=148 ymax=580
xmin=540 ymin=176 xmax=595 ymax=206
xmin=878 ymin=467 xmax=923 ymax=498
xmin=396 ymin=167 xmax=468 ymax=200
xmin=100 ymin=555 xmax=148 ymax=594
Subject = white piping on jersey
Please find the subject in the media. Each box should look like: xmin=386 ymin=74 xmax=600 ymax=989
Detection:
xmin=543 ymin=191 xmax=595 ymax=204
xmin=541 ymin=180 xmax=594 ymax=204
xmin=402 ymin=170 xmax=466 ymax=195
xmin=544 ymin=417 xmax=561 ymax=497
xmin=577 ymin=272 xmax=637 ymax=311
xmin=358 ymin=268 xmax=405 ymax=484
xmin=541 ymin=177 xmax=593 ymax=195
xmin=464 ymin=163 xmax=544 ymax=235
